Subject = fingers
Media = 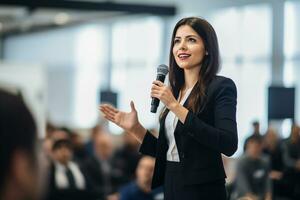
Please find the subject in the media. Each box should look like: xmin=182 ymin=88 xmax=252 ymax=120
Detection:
xmin=104 ymin=104 xmax=118 ymax=113
xmin=151 ymin=90 xmax=161 ymax=99
xmin=103 ymin=113 xmax=115 ymax=122
xmin=151 ymin=81 xmax=168 ymax=99
xmin=100 ymin=106 xmax=116 ymax=116
xmin=130 ymin=101 xmax=136 ymax=112
xmin=151 ymin=83 xmax=169 ymax=95
xmin=100 ymin=107 xmax=115 ymax=121
xmin=151 ymin=84 xmax=161 ymax=90
xmin=151 ymin=81 xmax=166 ymax=94
xmin=99 ymin=104 xmax=118 ymax=122
xmin=152 ymin=80 xmax=164 ymax=86
xmin=99 ymin=104 xmax=118 ymax=114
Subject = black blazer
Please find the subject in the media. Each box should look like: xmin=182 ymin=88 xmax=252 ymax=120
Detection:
xmin=139 ymin=75 xmax=238 ymax=189
xmin=46 ymin=162 xmax=95 ymax=200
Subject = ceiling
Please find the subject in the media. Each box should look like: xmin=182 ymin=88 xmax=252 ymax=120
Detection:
xmin=1 ymin=0 xmax=296 ymax=36
xmin=0 ymin=0 xmax=177 ymax=36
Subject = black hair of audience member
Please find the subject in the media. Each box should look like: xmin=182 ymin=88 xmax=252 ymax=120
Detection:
xmin=252 ymin=120 xmax=259 ymax=126
xmin=52 ymin=139 xmax=73 ymax=151
xmin=0 ymin=89 xmax=37 ymax=198
xmin=249 ymin=135 xmax=263 ymax=143
xmin=59 ymin=127 xmax=73 ymax=135
xmin=243 ymin=122 xmax=263 ymax=153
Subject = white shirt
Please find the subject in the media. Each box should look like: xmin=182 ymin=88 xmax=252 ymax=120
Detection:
xmin=54 ymin=161 xmax=86 ymax=189
xmin=165 ymin=87 xmax=193 ymax=162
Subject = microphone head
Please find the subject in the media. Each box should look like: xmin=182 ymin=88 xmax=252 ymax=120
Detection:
xmin=157 ymin=64 xmax=169 ymax=76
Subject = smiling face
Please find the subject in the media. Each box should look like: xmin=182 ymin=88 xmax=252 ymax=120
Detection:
xmin=172 ymin=25 xmax=206 ymax=71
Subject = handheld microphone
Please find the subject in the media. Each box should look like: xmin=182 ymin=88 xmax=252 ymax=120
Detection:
xmin=151 ymin=64 xmax=169 ymax=113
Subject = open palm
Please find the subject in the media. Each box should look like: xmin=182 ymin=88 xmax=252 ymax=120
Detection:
xmin=99 ymin=101 xmax=139 ymax=133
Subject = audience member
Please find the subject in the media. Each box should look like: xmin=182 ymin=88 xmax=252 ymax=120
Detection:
xmin=262 ymin=127 xmax=287 ymax=199
xmin=281 ymin=124 xmax=300 ymax=199
xmin=244 ymin=121 xmax=262 ymax=152
xmin=83 ymin=133 xmax=121 ymax=200
xmin=70 ymin=130 xmax=88 ymax=163
xmin=119 ymin=156 xmax=163 ymax=200
xmin=85 ymin=124 xmax=106 ymax=156
xmin=112 ymin=132 xmax=142 ymax=185
xmin=0 ymin=89 xmax=38 ymax=200
xmin=46 ymin=139 xmax=91 ymax=200
xmin=232 ymin=136 xmax=271 ymax=200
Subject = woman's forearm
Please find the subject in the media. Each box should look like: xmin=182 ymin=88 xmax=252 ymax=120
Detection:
xmin=129 ymin=123 xmax=147 ymax=144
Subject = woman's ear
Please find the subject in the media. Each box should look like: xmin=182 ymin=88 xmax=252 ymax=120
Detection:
xmin=11 ymin=150 xmax=37 ymax=199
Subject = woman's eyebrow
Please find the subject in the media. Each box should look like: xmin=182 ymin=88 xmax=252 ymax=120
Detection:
xmin=175 ymin=35 xmax=199 ymax=39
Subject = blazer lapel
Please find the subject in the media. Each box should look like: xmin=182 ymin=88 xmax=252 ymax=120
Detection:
xmin=174 ymin=87 xmax=195 ymax=136
xmin=158 ymin=113 xmax=168 ymax=147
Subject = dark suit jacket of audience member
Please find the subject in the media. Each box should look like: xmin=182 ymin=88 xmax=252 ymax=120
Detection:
xmin=281 ymin=138 xmax=300 ymax=199
xmin=140 ymin=76 xmax=238 ymax=189
xmin=46 ymin=162 xmax=95 ymax=200
xmin=83 ymin=155 xmax=123 ymax=198
xmin=112 ymin=145 xmax=142 ymax=184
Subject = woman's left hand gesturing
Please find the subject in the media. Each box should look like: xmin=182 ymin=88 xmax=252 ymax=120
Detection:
xmin=151 ymin=80 xmax=178 ymax=110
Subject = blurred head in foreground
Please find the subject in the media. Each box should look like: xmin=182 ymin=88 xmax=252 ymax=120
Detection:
xmin=0 ymin=89 xmax=37 ymax=200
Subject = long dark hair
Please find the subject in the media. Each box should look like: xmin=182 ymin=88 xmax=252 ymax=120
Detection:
xmin=160 ymin=17 xmax=220 ymax=119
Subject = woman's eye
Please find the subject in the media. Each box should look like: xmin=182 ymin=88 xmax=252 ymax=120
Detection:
xmin=174 ymin=39 xmax=180 ymax=44
xmin=188 ymin=38 xmax=196 ymax=42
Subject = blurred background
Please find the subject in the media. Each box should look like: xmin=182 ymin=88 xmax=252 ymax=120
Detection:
xmin=0 ymin=0 xmax=300 ymax=200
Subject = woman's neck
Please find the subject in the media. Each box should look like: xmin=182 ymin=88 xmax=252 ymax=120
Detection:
xmin=183 ymin=67 xmax=200 ymax=90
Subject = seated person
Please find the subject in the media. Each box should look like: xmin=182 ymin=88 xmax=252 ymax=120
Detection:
xmin=83 ymin=133 xmax=121 ymax=200
xmin=119 ymin=156 xmax=163 ymax=200
xmin=232 ymin=137 xmax=271 ymax=200
xmin=281 ymin=124 xmax=300 ymax=199
xmin=46 ymin=139 xmax=92 ymax=200
xmin=112 ymin=132 xmax=142 ymax=185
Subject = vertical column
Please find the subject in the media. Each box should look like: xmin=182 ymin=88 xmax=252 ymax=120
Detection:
xmin=160 ymin=17 xmax=172 ymax=65
xmin=271 ymin=0 xmax=284 ymax=85
xmin=269 ymin=0 xmax=285 ymax=135
xmin=103 ymin=23 xmax=113 ymax=90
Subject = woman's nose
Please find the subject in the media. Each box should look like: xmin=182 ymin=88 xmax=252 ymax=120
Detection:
xmin=179 ymin=41 xmax=187 ymax=50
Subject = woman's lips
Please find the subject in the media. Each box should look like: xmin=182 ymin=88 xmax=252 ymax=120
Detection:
xmin=178 ymin=53 xmax=191 ymax=60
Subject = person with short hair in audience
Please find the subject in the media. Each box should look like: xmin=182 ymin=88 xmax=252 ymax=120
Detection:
xmin=46 ymin=139 xmax=91 ymax=200
xmin=232 ymin=136 xmax=271 ymax=200
xmin=112 ymin=131 xmax=142 ymax=185
xmin=50 ymin=128 xmax=70 ymax=141
xmin=119 ymin=156 xmax=163 ymax=200
xmin=69 ymin=130 xmax=88 ymax=164
xmin=85 ymin=124 xmax=106 ymax=156
xmin=83 ymin=133 xmax=120 ymax=200
xmin=243 ymin=121 xmax=262 ymax=152
xmin=0 ymin=89 xmax=38 ymax=200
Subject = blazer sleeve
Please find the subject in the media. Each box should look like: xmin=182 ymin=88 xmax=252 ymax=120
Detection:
xmin=183 ymin=78 xmax=238 ymax=156
xmin=139 ymin=130 xmax=158 ymax=157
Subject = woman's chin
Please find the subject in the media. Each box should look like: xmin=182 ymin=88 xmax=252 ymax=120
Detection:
xmin=177 ymin=63 xmax=190 ymax=69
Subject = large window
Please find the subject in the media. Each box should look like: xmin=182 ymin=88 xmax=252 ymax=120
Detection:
xmin=74 ymin=25 xmax=108 ymax=128
xmin=208 ymin=4 xmax=272 ymax=155
xmin=110 ymin=17 xmax=164 ymax=133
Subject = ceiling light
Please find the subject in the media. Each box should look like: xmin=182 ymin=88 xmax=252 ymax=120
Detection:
xmin=54 ymin=13 xmax=70 ymax=25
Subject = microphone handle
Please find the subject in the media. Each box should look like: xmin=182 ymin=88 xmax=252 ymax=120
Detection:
xmin=151 ymin=74 xmax=166 ymax=113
